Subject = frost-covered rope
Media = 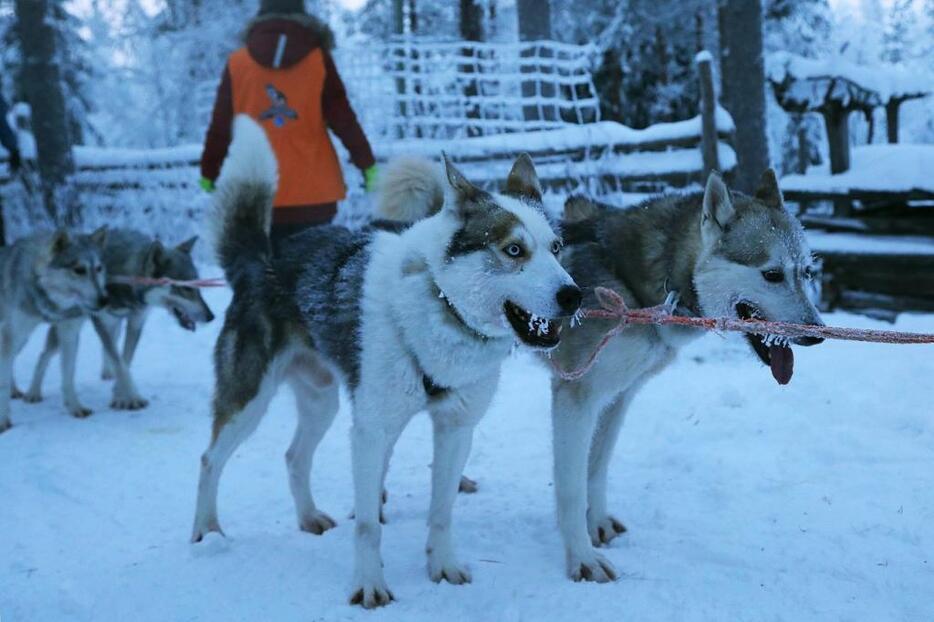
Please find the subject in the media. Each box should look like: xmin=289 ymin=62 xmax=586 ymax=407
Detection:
xmin=552 ymin=286 xmax=934 ymax=382
xmin=108 ymin=275 xmax=226 ymax=289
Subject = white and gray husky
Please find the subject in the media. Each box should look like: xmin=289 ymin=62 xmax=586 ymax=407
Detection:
xmin=548 ymin=171 xmax=825 ymax=582
xmin=21 ymin=229 xmax=215 ymax=412
xmin=191 ymin=116 xmax=581 ymax=608
xmin=0 ymin=228 xmax=110 ymax=431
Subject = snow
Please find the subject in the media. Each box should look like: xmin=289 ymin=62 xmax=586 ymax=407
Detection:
xmin=767 ymin=51 xmax=932 ymax=105
xmin=694 ymin=50 xmax=713 ymax=64
xmin=3 ymin=286 xmax=933 ymax=621
xmin=782 ymin=144 xmax=934 ymax=195
xmin=807 ymin=231 xmax=934 ymax=256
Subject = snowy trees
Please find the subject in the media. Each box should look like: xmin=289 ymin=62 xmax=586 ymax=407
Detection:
xmin=13 ymin=0 xmax=74 ymax=222
xmin=718 ymin=0 xmax=770 ymax=194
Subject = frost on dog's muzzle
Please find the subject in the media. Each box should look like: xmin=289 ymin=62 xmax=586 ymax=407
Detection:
xmin=504 ymin=300 xmax=562 ymax=349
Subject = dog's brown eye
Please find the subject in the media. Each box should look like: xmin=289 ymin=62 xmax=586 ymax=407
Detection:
xmin=504 ymin=243 xmax=525 ymax=258
xmin=762 ymin=269 xmax=784 ymax=283
xmin=74 ymin=266 xmax=87 ymax=276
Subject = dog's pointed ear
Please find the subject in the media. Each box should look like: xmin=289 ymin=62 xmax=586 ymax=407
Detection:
xmin=441 ymin=152 xmax=479 ymax=202
xmin=50 ymin=230 xmax=70 ymax=254
xmin=505 ymin=153 xmax=543 ymax=202
xmin=701 ymin=172 xmax=735 ymax=244
xmin=564 ymin=195 xmax=599 ymax=223
xmin=176 ymin=236 xmax=198 ymax=255
xmin=754 ymin=168 xmax=784 ymax=209
xmin=89 ymin=226 xmax=108 ymax=248
xmin=144 ymin=240 xmax=165 ymax=276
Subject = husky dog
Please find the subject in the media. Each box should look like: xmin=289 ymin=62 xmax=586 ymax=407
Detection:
xmin=21 ymin=229 xmax=214 ymax=408
xmin=549 ymin=171 xmax=825 ymax=582
xmin=191 ymin=116 xmax=580 ymax=608
xmin=0 ymin=228 xmax=109 ymax=431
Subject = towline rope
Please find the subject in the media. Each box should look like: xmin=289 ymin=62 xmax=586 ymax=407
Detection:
xmin=108 ymin=276 xmax=227 ymax=288
xmin=552 ymin=286 xmax=934 ymax=382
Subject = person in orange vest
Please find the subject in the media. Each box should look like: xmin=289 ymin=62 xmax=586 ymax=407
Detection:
xmin=200 ymin=0 xmax=377 ymax=243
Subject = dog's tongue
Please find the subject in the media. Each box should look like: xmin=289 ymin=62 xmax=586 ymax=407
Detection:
xmin=769 ymin=344 xmax=794 ymax=385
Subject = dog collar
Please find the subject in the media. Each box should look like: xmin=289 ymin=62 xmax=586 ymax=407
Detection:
xmin=432 ymin=282 xmax=492 ymax=342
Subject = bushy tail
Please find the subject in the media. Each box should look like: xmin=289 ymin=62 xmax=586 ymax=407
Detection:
xmin=376 ymin=156 xmax=445 ymax=222
xmin=210 ymin=115 xmax=278 ymax=284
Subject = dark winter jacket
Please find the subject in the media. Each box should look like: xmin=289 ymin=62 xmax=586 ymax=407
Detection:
xmin=200 ymin=14 xmax=374 ymax=218
xmin=0 ymin=95 xmax=20 ymax=169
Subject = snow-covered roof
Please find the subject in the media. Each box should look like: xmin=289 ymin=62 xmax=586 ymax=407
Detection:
xmin=767 ymin=51 xmax=932 ymax=110
xmin=781 ymin=144 xmax=934 ymax=195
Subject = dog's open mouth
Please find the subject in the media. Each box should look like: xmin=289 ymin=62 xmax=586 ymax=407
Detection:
xmin=735 ymin=301 xmax=794 ymax=385
xmin=504 ymin=301 xmax=561 ymax=349
xmin=172 ymin=307 xmax=196 ymax=332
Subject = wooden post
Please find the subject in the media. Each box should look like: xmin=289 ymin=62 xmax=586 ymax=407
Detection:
xmin=696 ymin=51 xmax=719 ymax=179
xmin=822 ymin=101 xmax=852 ymax=216
xmin=517 ymin=0 xmax=555 ymax=123
xmin=885 ymin=99 xmax=900 ymax=144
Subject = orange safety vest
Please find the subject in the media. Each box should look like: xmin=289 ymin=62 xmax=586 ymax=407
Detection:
xmin=228 ymin=47 xmax=345 ymax=207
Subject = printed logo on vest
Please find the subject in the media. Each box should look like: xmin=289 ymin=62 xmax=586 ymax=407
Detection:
xmin=259 ymin=84 xmax=298 ymax=127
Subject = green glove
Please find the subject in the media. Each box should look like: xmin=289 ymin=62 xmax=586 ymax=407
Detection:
xmin=199 ymin=177 xmax=215 ymax=193
xmin=364 ymin=165 xmax=378 ymax=193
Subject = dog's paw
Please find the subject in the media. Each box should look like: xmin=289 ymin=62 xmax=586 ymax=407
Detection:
xmin=458 ymin=475 xmax=479 ymax=494
xmin=110 ymin=393 xmax=149 ymax=411
xmin=10 ymin=385 xmax=24 ymax=400
xmin=22 ymin=390 xmax=43 ymax=404
xmin=69 ymin=405 xmax=93 ymax=419
xmin=0 ymin=418 xmax=11 ymax=434
xmin=299 ymin=510 xmax=336 ymax=535
xmin=100 ymin=369 xmax=115 ymax=381
xmin=349 ymin=580 xmax=395 ymax=609
xmin=567 ymin=550 xmax=618 ymax=583
xmin=191 ymin=520 xmax=225 ymax=544
xmin=428 ymin=557 xmax=472 ymax=585
xmin=589 ymin=514 xmax=627 ymax=547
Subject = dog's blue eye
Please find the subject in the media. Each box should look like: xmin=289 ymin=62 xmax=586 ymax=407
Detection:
xmin=762 ymin=269 xmax=784 ymax=283
xmin=504 ymin=243 xmax=525 ymax=258
xmin=551 ymin=240 xmax=562 ymax=255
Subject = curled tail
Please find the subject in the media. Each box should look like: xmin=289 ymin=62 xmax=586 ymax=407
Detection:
xmin=210 ymin=115 xmax=278 ymax=288
xmin=376 ymin=156 xmax=445 ymax=222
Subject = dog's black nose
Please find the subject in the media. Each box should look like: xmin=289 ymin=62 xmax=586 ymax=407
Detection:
xmin=797 ymin=336 xmax=824 ymax=346
xmin=556 ymin=285 xmax=582 ymax=315
xmin=98 ymin=296 xmax=110 ymax=308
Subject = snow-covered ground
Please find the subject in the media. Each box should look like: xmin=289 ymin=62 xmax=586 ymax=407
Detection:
xmin=2 ymin=287 xmax=933 ymax=622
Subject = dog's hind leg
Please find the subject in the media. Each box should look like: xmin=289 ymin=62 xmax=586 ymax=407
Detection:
xmin=23 ymin=326 xmax=60 ymax=403
xmin=58 ymin=318 xmax=94 ymax=419
xmin=191 ymin=372 xmax=279 ymax=543
xmin=285 ymin=354 xmax=339 ymax=535
xmin=553 ymin=384 xmax=618 ymax=583
xmin=587 ymin=391 xmax=633 ymax=546
xmin=97 ymin=315 xmax=121 ymax=380
xmin=0 ymin=317 xmax=37 ymax=432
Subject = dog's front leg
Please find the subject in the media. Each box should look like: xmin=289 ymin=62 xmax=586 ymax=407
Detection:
xmin=96 ymin=314 xmax=120 ymax=379
xmin=24 ymin=326 xmax=60 ymax=403
xmin=425 ymin=382 xmax=493 ymax=585
xmin=57 ymin=318 xmax=93 ymax=418
xmin=349 ymin=407 xmax=398 ymax=608
xmin=553 ymin=383 xmax=618 ymax=583
xmin=92 ymin=316 xmax=148 ymax=410
xmin=0 ymin=321 xmax=14 ymax=432
xmin=122 ymin=311 xmax=147 ymax=368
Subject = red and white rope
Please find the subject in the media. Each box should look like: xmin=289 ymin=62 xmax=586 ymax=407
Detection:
xmin=108 ymin=275 xmax=227 ymax=288
xmin=552 ymin=286 xmax=934 ymax=382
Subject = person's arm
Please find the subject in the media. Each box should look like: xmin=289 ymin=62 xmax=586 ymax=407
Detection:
xmin=200 ymin=65 xmax=234 ymax=186
xmin=321 ymin=51 xmax=376 ymax=172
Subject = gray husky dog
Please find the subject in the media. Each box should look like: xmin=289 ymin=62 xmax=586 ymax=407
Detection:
xmin=21 ymin=229 xmax=215 ymax=410
xmin=191 ymin=116 xmax=580 ymax=608
xmin=0 ymin=228 xmax=109 ymax=432
xmin=549 ymin=171 xmax=825 ymax=582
